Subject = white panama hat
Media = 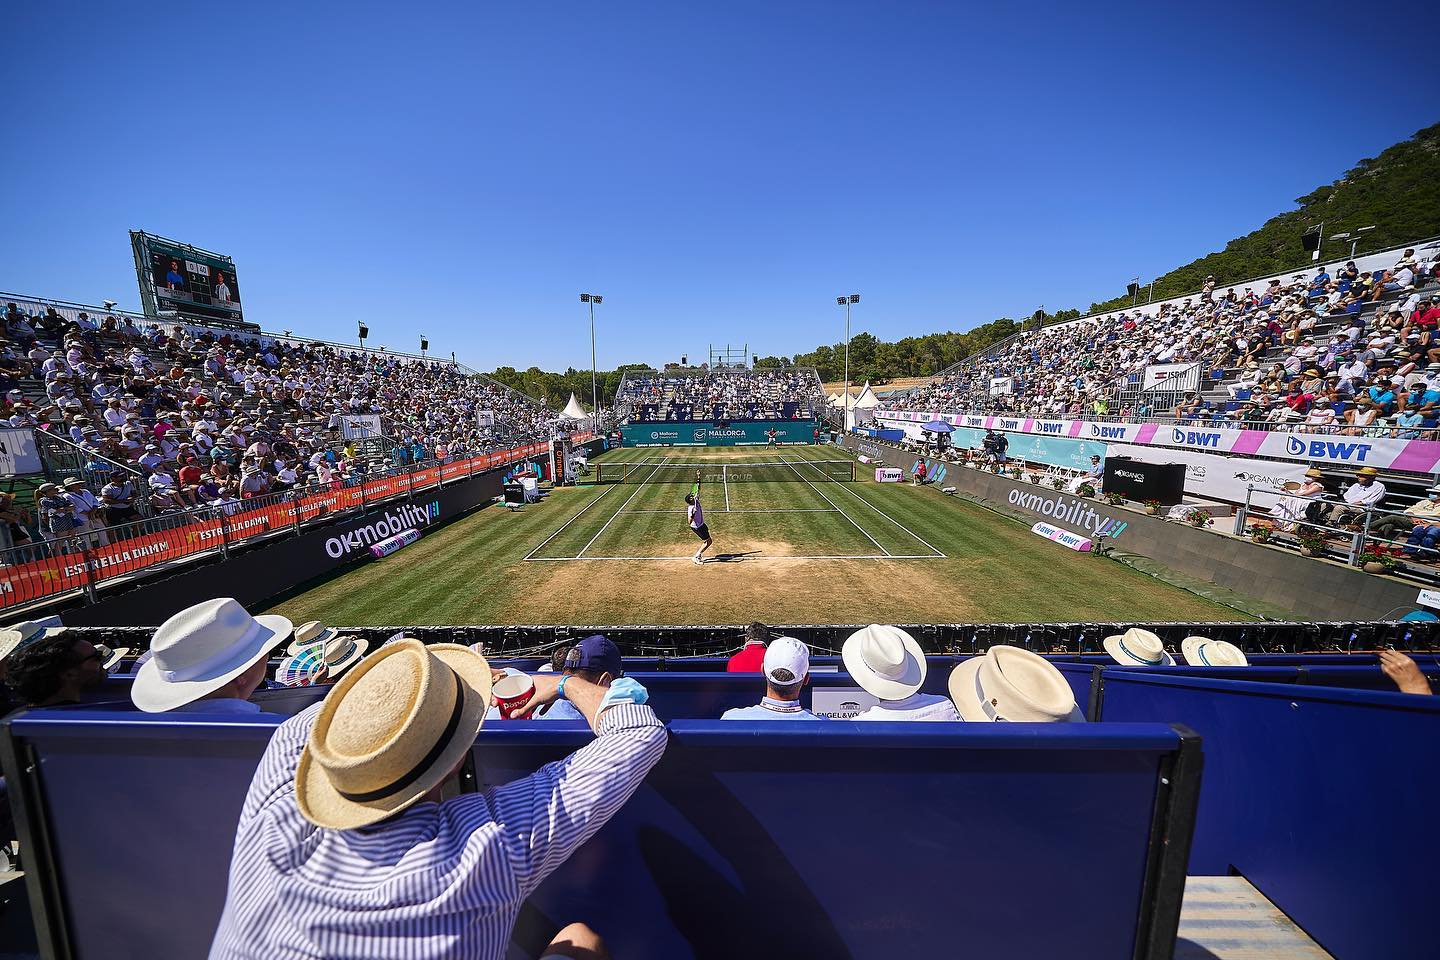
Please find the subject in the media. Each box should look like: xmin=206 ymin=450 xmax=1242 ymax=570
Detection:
xmin=132 ymin=598 xmax=293 ymax=712
xmin=288 ymin=620 xmax=338 ymax=655
xmin=842 ymin=624 xmax=926 ymax=700
xmin=1180 ymin=636 xmax=1249 ymax=667
xmin=949 ymin=646 xmax=1085 ymax=723
xmin=322 ymin=634 xmax=370 ymax=679
xmin=1103 ymin=627 xmax=1175 ymax=667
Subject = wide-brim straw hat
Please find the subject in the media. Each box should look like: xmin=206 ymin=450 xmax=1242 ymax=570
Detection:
xmin=1180 ymin=636 xmax=1249 ymax=667
xmin=1103 ymin=627 xmax=1175 ymax=667
xmin=842 ymin=624 xmax=926 ymax=700
xmin=949 ymin=646 xmax=1085 ymax=723
xmin=296 ymin=639 xmax=492 ymax=830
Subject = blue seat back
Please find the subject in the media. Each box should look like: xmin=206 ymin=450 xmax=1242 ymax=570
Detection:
xmin=1097 ymin=672 xmax=1440 ymax=960
xmin=1 ymin=713 xmax=1196 ymax=960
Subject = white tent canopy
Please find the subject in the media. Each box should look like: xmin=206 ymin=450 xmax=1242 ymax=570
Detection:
xmin=850 ymin=382 xmax=880 ymax=409
xmin=561 ymin=393 xmax=589 ymax=419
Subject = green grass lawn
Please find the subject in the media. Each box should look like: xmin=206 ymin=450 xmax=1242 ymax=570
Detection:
xmin=262 ymin=445 xmax=1250 ymax=626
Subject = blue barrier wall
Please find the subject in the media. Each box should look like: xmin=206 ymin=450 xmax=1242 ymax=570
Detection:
xmin=1098 ymin=672 xmax=1440 ymax=960
xmin=1 ymin=712 xmax=1195 ymax=960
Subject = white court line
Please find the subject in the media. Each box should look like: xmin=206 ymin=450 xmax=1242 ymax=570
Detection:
xmin=780 ymin=455 xmax=891 ymax=557
xmin=521 ymin=483 xmax=623 ymax=561
xmin=822 ymin=465 xmax=948 ymax=558
xmin=575 ymin=456 xmax=669 ymax=558
xmin=723 ymin=466 xmax=731 ymax=512
xmin=525 ymin=554 xmax=942 ymax=562
xmin=617 ymin=507 xmax=840 ymax=515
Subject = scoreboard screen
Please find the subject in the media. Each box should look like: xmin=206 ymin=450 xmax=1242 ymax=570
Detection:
xmin=130 ymin=230 xmax=247 ymax=326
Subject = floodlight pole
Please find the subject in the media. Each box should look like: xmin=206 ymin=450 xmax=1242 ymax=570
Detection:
xmin=581 ymin=293 xmax=602 ymax=430
xmin=837 ymin=294 xmax=859 ymax=431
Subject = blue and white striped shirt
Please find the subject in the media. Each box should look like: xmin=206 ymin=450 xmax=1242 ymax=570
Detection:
xmin=208 ymin=701 xmax=666 ymax=960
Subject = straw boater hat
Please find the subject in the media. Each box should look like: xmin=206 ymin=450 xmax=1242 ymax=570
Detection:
xmin=321 ymin=633 xmax=370 ymax=679
xmin=288 ymin=620 xmax=339 ymax=655
xmin=132 ymin=598 xmax=293 ymax=712
xmin=842 ymin=624 xmax=926 ymax=700
xmin=296 ymin=638 xmax=492 ymax=830
xmin=1356 ymin=467 xmax=1379 ymax=478
xmin=1103 ymin=627 xmax=1175 ymax=667
xmin=1180 ymin=636 xmax=1249 ymax=667
xmin=949 ymin=646 xmax=1085 ymax=723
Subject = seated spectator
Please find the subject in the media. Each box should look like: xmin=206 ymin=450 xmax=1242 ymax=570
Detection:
xmin=948 ymin=645 xmax=1084 ymax=722
xmin=722 ymin=636 xmax=823 ymax=720
xmin=207 ymin=638 xmax=665 ymax=959
xmin=1328 ymin=467 xmax=1386 ymax=528
xmin=726 ymin=622 xmax=770 ymax=672
xmin=844 ymin=624 xmax=960 ymax=721
xmin=1066 ymin=454 xmax=1103 ymax=494
xmin=4 ymin=631 xmax=110 ymax=707
xmin=131 ymin=597 xmax=294 ymax=714
xmin=538 ymin=633 xmax=622 ymax=720
xmin=1379 ymin=649 xmax=1434 ymax=695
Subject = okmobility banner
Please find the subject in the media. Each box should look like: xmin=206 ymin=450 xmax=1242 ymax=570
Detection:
xmin=879 ymin=410 xmax=1440 ymax=473
xmin=0 ymin=441 xmax=551 ymax=609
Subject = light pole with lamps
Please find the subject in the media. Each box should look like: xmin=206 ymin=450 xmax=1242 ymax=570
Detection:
xmin=580 ymin=293 xmax=603 ymax=427
xmin=837 ymin=294 xmax=859 ymax=431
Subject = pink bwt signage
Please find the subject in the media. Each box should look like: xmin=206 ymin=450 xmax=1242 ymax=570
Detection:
xmin=1030 ymin=521 xmax=1093 ymax=552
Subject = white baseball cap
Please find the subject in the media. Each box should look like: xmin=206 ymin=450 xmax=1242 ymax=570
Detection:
xmin=763 ymin=636 xmax=809 ymax=684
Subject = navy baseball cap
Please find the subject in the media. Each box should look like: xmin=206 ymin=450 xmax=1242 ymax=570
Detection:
xmin=567 ymin=634 xmax=624 ymax=677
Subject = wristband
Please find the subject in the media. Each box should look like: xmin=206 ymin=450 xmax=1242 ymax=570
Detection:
xmin=557 ymin=674 xmax=571 ymax=700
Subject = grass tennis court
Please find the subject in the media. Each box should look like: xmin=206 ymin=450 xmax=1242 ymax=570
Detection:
xmin=263 ymin=445 xmax=1251 ymax=626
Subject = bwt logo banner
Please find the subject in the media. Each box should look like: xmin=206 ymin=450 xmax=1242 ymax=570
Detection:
xmin=1170 ymin=428 xmax=1223 ymax=448
xmin=1089 ymin=424 xmax=1129 ymax=439
xmin=1285 ymin=435 xmax=1374 ymax=462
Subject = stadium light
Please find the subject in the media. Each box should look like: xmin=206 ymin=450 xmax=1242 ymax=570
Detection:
xmin=581 ymin=293 xmax=603 ymax=425
xmin=837 ymin=294 xmax=860 ymax=431
xmin=358 ymin=322 xmax=369 ymax=349
xmin=420 ymin=335 xmax=429 ymax=357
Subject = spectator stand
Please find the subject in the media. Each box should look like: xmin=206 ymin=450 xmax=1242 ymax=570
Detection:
xmin=615 ymin=366 xmax=825 ymax=424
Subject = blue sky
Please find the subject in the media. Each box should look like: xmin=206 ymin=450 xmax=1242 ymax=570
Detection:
xmin=2 ymin=1 xmax=1436 ymax=372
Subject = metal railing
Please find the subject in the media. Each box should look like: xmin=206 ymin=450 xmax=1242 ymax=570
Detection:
xmin=1235 ymin=487 xmax=1440 ymax=577
xmin=0 ymin=436 xmax=564 ymax=614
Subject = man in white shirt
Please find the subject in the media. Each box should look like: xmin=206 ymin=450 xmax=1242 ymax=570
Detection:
xmin=722 ymin=637 xmax=824 ymax=720
xmin=1328 ymin=466 xmax=1386 ymax=526
xmin=844 ymin=624 xmax=960 ymax=722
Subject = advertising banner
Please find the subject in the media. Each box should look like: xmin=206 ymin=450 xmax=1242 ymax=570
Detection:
xmin=621 ymin=420 xmax=818 ymax=447
xmin=1031 ymin=521 xmax=1093 ymax=552
xmin=1105 ymin=442 xmax=1308 ymax=509
xmin=0 ymin=427 xmax=41 ymax=475
xmin=1142 ymin=363 xmax=1200 ymax=392
xmin=340 ymin=415 xmax=383 ymax=439
xmin=875 ymin=467 xmax=902 ymax=482
xmin=879 ymin=411 xmax=1440 ymax=473
xmin=989 ymin=377 xmax=1014 ymax=396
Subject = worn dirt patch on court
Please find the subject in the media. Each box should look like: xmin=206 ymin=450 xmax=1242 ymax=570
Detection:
xmin=498 ymin=549 xmax=975 ymax=625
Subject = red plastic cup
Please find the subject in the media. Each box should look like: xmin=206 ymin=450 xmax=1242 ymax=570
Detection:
xmin=493 ymin=674 xmax=536 ymax=719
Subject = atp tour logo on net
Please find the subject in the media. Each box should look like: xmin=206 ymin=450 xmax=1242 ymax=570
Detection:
xmin=1284 ymin=435 xmax=1374 ymax=463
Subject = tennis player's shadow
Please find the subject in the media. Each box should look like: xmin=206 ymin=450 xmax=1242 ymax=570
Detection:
xmin=708 ymin=551 xmax=760 ymax=563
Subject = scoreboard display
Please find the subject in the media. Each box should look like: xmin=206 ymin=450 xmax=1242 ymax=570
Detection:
xmin=130 ymin=230 xmax=249 ymax=326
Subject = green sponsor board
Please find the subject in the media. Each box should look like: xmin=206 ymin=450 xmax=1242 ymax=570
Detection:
xmin=621 ymin=420 xmax=820 ymax=447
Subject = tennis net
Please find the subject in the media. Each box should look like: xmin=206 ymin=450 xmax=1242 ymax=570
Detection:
xmin=596 ymin=460 xmax=855 ymax=484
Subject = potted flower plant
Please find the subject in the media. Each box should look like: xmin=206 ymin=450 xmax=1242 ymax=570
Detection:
xmin=1358 ymin=545 xmax=1401 ymax=575
xmin=1296 ymin=528 xmax=1327 ymax=558
xmin=1186 ymin=509 xmax=1213 ymax=529
xmin=1049 ymin=477 xmax=1066 ymax=490
xmin=1027 ymin=472 xmax=1042 ymax=485
xmin=1103 ymin=491 xmax=1125 ymax=506
xmin=1076 ymin=483 xmax=1097 ymax=498
xmin=1245 ymin=523 xmax=1273 ymax=544
xmin=1142 ymin=499 xmax=1162 ymax=515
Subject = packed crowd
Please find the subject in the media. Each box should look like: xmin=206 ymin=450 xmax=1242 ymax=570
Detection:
xmin=883 ymin=250 xmax=1440 ymax=431
xmin=0 ymin=304 xmax=561 ymax=540
xmin=1 ymin=603 xmax=1433 ymax=952
xmin=617 ymin=367 xmax=823 ymax=422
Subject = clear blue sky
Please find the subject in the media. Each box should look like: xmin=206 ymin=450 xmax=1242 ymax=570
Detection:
xmin=2 ymin=1 xmax=1435 ymax=373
